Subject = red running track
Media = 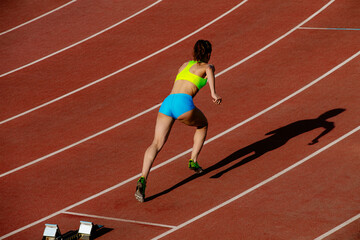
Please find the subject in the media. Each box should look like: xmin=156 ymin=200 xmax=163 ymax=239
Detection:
xmin=0 ymin=0 xmax=72 ymax=33
xmin=0 ymin=0 xmax=359 ymax=239
xmin=0 ymin=0 xmax=161 ymax=74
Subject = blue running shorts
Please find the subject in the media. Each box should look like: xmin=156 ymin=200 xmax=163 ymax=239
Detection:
xmin=159 ymin=93 xmax=195 ymax=119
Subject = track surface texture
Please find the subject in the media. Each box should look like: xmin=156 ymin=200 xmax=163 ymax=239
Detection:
xmin=1 ymin=0 xmax=359 ymax=239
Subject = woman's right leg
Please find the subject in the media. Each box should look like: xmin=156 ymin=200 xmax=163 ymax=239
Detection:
xmin=178 ymin=107 xmax=208 ymax=163
xmin=141 ymin=112 xmax=175 ymax=180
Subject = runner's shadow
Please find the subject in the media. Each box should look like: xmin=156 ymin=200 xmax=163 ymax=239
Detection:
xmin=146 ymin=108 xmax=345 ymax=202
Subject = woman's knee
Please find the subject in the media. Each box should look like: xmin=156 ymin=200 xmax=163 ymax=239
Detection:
xmin=151 ymin=137 xmax=166 ymax=151
xmin=197 ymin=118 xmax=208 ymax=129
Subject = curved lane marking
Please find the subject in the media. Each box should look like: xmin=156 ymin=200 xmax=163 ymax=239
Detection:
xmin=0 ymin=0 xmax=247 ymax=124
xmin=0 ymin=0 xmax=77 ymax=36
xmin=0 ymin=0 xmax=162 ymax=78
xmin=314 ymin=213 xmax=360 ymax=240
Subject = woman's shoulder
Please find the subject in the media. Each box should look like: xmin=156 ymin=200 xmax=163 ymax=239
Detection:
xmin=178 ymin=62 xmax=189 ymax=73
xmin=199 ymin=62 xmax=214 ymax=72
xmin=193 ymin=61 xmax=213 ymax=69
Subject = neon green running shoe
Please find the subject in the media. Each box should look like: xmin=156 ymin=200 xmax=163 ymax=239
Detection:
xmin=135 ymin=177 xmax=146 ymax=202
xmin=189 ymin=159 xmax=203 ymax=173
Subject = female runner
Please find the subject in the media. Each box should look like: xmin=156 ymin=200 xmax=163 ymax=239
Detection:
xmin=135 ymin=40 xmax=222 ymax=202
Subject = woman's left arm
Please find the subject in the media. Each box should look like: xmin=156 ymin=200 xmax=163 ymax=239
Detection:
xmin=206 ymin=64 xmax=222 ymax=104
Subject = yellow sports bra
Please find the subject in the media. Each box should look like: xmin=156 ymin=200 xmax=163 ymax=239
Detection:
xmin=175 ymin=61 xmax=207 ymax=90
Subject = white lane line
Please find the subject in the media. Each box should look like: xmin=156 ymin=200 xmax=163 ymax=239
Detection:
xmin=0 ymin=0 xmax=343 ymax=178
xmin=0 ymin=0 xmax=248 ymax=124
xmin=0 ymin=0 xmax=77 ymax=36
xmin=299 ymin=27 xmax=360 ymax=31
xmin=0 ymin=44 xmax=356 ymax=240
xmin=215 ymin=0 xmax=335 ymax=77
xmin=0 ymin=103 xmax=161 ymax=178
xmin=0 ymin=0 xmax=163 ymax=78
xmin=152 ymin=126 xmax=360 ymax=240
xmin=314 ymin=213 xmax=360 ymax=240
xmin=63 ymin=211 xmax=176 ymax=229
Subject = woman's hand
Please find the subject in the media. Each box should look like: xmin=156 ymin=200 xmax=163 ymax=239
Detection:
xmin=212 ymin=93 xmax=222 ymax=105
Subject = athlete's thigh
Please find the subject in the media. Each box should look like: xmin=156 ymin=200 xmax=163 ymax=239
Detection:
xmin=177 ymin=107 xmax=207 ymax=127
xmin=153 ymin=112 xmax=175 ymax=144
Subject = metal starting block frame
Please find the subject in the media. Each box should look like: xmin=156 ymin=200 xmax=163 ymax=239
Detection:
xmin=60 ymin=230 xmax=78 ymax=240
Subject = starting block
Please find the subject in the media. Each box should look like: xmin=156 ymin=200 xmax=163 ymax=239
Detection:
xmin=78 ymin=221 xmax=104 ymax=240
xmin=42 ymin=224 xmax=61 ymax=240
xmin=43 ymin=221 xmax=104 ymax=240
xmin=78 ymin=221 xmax=92 ymax=240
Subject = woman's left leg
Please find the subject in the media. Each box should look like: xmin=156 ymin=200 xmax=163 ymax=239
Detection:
xmin=177 ymin=107 xmax=208 ymax=163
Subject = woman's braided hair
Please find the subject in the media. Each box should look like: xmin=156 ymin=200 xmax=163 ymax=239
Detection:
xmin=193 ymin=40 xmax=212 ymax=62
